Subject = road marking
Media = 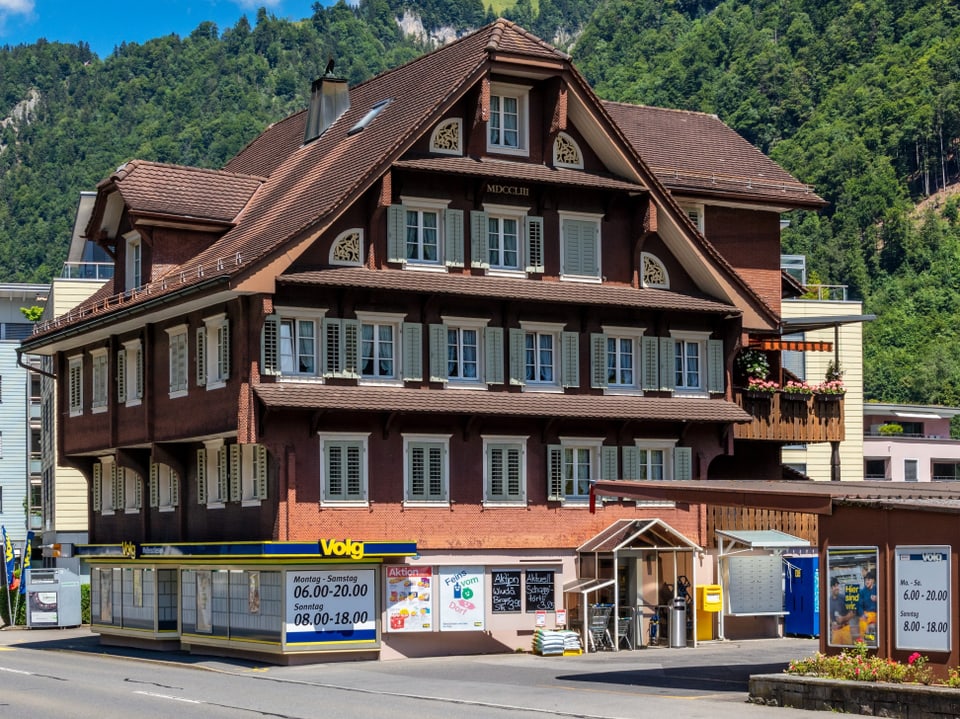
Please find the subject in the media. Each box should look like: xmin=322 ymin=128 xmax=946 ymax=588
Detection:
xmin=0 ymin=666 xmax=32 ymax=674
xmin=133 ymin=691 xmax=202 ymax=704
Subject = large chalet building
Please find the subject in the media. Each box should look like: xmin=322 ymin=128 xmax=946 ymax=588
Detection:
xmin=22 ymin=20 xmax=835 ymax=660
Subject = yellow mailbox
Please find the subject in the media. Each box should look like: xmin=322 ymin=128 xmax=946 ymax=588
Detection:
xmin=696 ymin=585 xmax=723 ymax=640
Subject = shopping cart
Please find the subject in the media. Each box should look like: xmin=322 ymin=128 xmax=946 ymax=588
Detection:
xmin=587 ymin=604 xmax=614 ymax=651
xmin=617 ymin=606 xmax=635 ymax=649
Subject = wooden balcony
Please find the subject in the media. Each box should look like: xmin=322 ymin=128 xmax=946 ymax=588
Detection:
xmin=732 ymin=389 xmax=845 ymax=443
xmin=706 ymin=505 xmax=818 ymax=549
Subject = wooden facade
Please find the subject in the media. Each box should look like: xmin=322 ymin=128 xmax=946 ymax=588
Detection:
xmin=732 ymin=389 xmax=845 ymax=443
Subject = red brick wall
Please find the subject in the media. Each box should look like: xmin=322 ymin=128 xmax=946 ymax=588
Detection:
xmin=705 ymin=206 xmax=782 ymax=315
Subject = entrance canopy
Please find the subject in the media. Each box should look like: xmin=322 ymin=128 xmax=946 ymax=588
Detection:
xmin=716 ymin=529 xmax=811 ymax=554
xmin=578 ymin=518 xmax=702 ymax=554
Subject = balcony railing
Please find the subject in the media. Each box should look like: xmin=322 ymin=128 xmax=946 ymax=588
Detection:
xmin=60 ymin=261 xmax=114 ymax=280
xmin=864 ymin=431 xmax=958 ymax=440
xmin=732 ymin=388 xmax=845 ymax=443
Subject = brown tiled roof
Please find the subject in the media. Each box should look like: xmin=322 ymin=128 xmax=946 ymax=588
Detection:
xmin=394 ymin=156 xmax=646 ymax=192
xmin=602 ymin=101 xmax=825 ymax=208
xmin=279 ymin=267 xmax=738 ymax=314
xmin=254 ymin=383 xmax=752 ymax=423
xmin=104 ymin=160 xmax=265 ymax=224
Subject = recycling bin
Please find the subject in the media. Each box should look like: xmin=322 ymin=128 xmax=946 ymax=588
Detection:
xmin=25 ymin=568 xmax=82 ymax=628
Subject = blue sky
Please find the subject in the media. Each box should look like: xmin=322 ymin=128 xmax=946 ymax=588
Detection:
xmin=0 ymin=1 xmax=337 ymax=57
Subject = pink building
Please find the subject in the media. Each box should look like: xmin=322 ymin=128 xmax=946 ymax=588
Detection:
xmin=863 ymin=403 xmax=960 ymax=482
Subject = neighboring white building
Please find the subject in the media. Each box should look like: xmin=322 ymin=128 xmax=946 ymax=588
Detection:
xmin=863 ymin=403 xmax=960 ymax=482
xmin=0 ymin=283 xmax=48 ymax=548
xmin=780 ymin=288 xmax=866 ymax=482
xmin=37 ymin=192 xmax=111 ymax=574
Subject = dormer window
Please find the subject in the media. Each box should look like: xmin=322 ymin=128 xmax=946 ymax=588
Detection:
xmin=488 ymin=82 xmax=529 ymax=156
xmin=124 ymin=231 xmax=142 ymax=291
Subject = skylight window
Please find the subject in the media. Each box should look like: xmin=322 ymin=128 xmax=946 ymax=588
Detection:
xmin=348 ymin=99 xmax=391 ymax=136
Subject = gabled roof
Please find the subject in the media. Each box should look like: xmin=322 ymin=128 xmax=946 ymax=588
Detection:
xmin=26 ymin=19 xmax=786 ymax=350
xmin=602 ymin=102 xmax=825 ymax=209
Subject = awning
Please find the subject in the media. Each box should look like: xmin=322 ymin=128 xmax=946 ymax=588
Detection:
xmin=562 ymin=577 xmax=616 ymax=594
xmin=577 ymin=518 xmax=702 ymax=553
xmin=893 ymin=411 xmax=942 ymax=419
xmin=715 ymin=529 xmax=810 ymax=550
xmin=749 ymin=339 xmax=832 ymax=352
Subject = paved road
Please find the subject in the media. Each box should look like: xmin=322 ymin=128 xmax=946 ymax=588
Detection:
xmin=0 ymin=626 xmax=820 ymax=718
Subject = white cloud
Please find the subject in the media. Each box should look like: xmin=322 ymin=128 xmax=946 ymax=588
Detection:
xmin=0 ymin=0 xmax=33 ymax=37
xmin=231 ymin=0 xmax=283 ymax=9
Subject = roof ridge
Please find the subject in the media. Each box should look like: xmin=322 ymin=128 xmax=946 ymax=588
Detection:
xmin=118 ymin=159 xmax=266 ymax=182
xmin=601 ymin=99 xmax=719 ymax=120
xmin=485 ymin=17 xmax=571 ymax=60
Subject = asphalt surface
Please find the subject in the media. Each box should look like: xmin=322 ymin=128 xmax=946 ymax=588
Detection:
xmin=0 ymin=624 xmax=820 ymax=717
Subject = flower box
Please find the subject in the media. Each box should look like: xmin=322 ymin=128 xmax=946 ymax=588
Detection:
xmin=815 ymin=393 xmax=844 ymax=402
xmin=744 ymin=390 xmax=774 ymax=400
xmin=780 ymin=392 xmax=811 ymax=402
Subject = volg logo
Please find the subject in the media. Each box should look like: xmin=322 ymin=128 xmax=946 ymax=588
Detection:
xmin=121 ymin=541 xmax=138 ymax=559
xmin=320 ymin=539 xmax=365 ymax=560
xmin=923 ymin=553 xmax=945 ymax=562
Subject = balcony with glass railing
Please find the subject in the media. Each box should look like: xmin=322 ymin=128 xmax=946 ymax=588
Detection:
xmin=60 ymin=262 xmax=114 ymax=280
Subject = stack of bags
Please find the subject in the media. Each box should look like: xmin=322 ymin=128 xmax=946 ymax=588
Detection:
xmin=532 ymin=628 xmax=581 ymax=655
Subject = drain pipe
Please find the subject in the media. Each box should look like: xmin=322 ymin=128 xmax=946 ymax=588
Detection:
xmin=16 ymin=347 xmax=56 ymax=379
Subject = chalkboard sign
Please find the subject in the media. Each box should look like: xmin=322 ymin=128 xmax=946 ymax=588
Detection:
xmin=525 ymin=570 xmax=555 ymax=612
xmin=491 ymin=570 xmax=522 ymax=613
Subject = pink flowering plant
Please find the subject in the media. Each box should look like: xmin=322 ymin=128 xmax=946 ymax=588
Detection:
xmin=814 ymin=379 xmax=846 ymax=395
xmin=782 ymin=380 xmax=815 ymax=395
xmin=746 ymin=377 xmax=779 ymax=393
xmin=786 ymin=641 xmax=933 ymax=685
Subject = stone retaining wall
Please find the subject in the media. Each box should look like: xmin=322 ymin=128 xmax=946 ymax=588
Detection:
xmin=749 ymin=674 xmax=960 ymax=718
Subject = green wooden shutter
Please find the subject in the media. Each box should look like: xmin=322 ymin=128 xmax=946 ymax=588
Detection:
xmin=262 ymin=315 xmax=279 ymax=375
xmin=116 ymin=349 xmax=126 ymax=401
xmin=561 ymin=331 xmax=580 ymax=388
xmin=196 ymin=327 xmax=206 ymax=385
xmin=562 ymin=220 xmax=581 ymax=276
xmin=402 ymin=322 xmax=423 ymax=381
xmin=135 ymin=346 xmax=144 ymax=399
xmin=322 ymin=318 xmax=341 ymax=376
xmin=229 ymin=444 xmax=241 ymax=502
xmin=659 ymin=337 xmax=675 ymax=391
xmin=641 ymin=336 xmax=659 ymax=391
xmin=622 ymin=446 xmax=640 ymax=480
xmin=387 ymin=205 xmax=405 ymax=262
xmin=525 ymin=216 xmax=544 ymax=273
xmin=508 ymin=328 xmax=525 ymax=386
xmin=601 ymin=446 xmax=618 ymax=481
xmin=707 ymin=338 xmax=724 ymax=393
xmin=581 ymin=221 xmax=599 ymax=277
xmin=674 ymin=447 xmax=693 ymax=480
xmin=92 ymin=463 xmax=102 ymax=513
xmin=428 ymin=324 xmax=447 ymax=382
xmin=470 ymin=211 xmax=489 ymax=268
xmin=196 ymin=448 xmax=207 ymax=505
xmin=444 ymin=208 xmax=464 ymax=267
xmin=170 ymin=469 xmax=180 ymax=507
xmin=484 ymin=327 xmax=504 ymax=384
xmin=256 ymin=445 xmax=268 ymax=500
xmin=112 ymin=464 xmax=121 ymax=510
xmin=134 ymin=471 xmax=142 ymax=509
xmin=343 ymin=320 xmax=360 ymax=377
xmin=219 ymin=321 xmax=230 ymax=381
xmin=547 ymin=445 xmax=563 ymax=501
xmin=149 ymin=462 xmax=158 ymax=508
xmin=591 ymin=333 xmax=608 ymax=388
xmin=218 ymin=446 xmax=228 ymax=502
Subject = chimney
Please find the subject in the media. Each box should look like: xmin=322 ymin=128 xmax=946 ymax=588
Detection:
xmin=304 ymin=63 xmax=350 ymax=144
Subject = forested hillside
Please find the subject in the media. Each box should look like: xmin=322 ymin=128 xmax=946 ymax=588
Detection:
xmin=3 ymin=0 xmax=960 ymax=403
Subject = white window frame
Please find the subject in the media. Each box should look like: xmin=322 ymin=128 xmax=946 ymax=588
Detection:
xmin=481 ymin=203 xmax=528 ymax=275
xmin=487 ymin=82 xmax=530 ymax=156
xmin=520 ymin=321 xmax=563 ymax=392
xmin=90 ymin=348 xmax=108 ymax=412
xmin=154 ymin=462 xmax=178 ymax=511
xmin=680 ymin=203 xmax=705 ymax=234
xmin=199 ymin=313 xmax=230 ymax=390
xmin=558 ymin=211 xmax=602 ymax=283
xmin=236 ymin=444 xmax=267 ymax=505
xmin=670 ymin=330 xmax=709 ymax=396
xmin=600 ymin=325 xmax=645 ymax=394
xmin=276 ymin=307 xmax=325 ymax=378
xmin=558 ymin=437 xmax=603 ymax=504
xmin=440 ymin=315 xmax=488 ymax=387
xmin=403 ymin=434 xmax=450 ymax=507
xmin=356 ymin=311 xmax=404 ymax=385
xmin=166 ymin=325 xmax=188 ymax=398
xmin=98 ymin=457 xmax=115 ymax=515
xmin=122 ymin=467 xmax=140 ymax=513
xmin=904 ymin=458 xmax=919 ymax=482
xmin=482 ymin=435 xmax=527 ymax=506
xmin=633 ymin=439 xmax=679 ymax=481
xmin=120 ymin=339 xmax=143 ymax=407
xmin=124 ymin=230 xmax=142 ymax=291
xmin=319 ymin=432 xmax=369 ymax=506
xmin=398 ymin=196 xmax=450 ymax=270
xmin=201 ymin=438 xmax=227 ymax=508
xmin=68 ymin=355 xmax=83 ymax=417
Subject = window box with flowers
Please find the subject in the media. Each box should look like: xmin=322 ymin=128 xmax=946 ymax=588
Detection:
xmin=745 ymin=377 xmax=779 ymax=400
xmin=781 ymin=380 xmax=814 ymax=402
xmin=814 ymin=379 xmax=845 ymax=401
